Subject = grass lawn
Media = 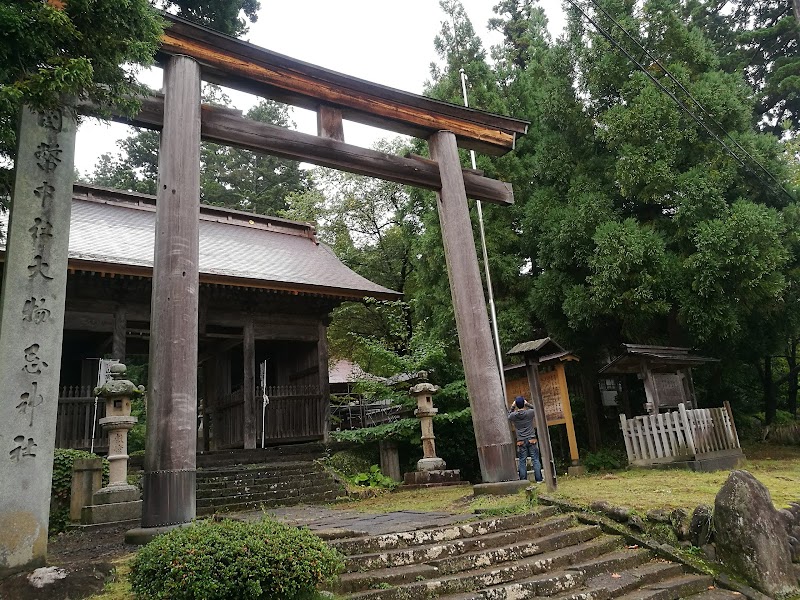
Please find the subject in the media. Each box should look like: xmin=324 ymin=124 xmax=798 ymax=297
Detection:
xmin=328 ymin=442 xmax=800 ymax=514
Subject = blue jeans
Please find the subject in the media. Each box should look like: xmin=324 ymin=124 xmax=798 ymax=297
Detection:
xmin=517 ymin=440 xmax=543 ymax=482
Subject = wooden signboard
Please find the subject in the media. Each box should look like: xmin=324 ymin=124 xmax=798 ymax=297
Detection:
xmin=506 ymin=362 xmax=579 ymax=464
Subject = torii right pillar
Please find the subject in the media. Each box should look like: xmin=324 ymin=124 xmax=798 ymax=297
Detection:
xmin=428 ymin=131 xmax=517 ymax=483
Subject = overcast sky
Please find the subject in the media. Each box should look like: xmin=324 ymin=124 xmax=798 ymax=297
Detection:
xmin=74 ymin=1 xmax=567 ymax=176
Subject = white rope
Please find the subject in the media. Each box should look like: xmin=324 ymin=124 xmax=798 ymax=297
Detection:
xmin=260 ymin=360 xmax=269 ymax=448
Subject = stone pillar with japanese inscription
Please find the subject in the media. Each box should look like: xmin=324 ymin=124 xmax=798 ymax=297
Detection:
xmin=0 ymin=105 xmax=76 ymax=576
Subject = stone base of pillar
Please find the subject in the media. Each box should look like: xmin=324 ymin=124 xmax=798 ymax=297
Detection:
xmin=80 ymin=483 xmax=142 ymax=526
xmin=81 ymin=500 xmax=142 ymax=525
xmin=403 ymin=469 xmax=461 ymax=487
xmin=567 ymin=465 xmax=586 ymax=477
xmin=417 ymin=457 xmax=447 ymax=471
xmin=93 ymin=484 xmax=140 ymax=505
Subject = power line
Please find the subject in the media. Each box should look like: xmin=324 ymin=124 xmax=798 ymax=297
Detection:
xmin=566 ymin=0 xmax=796 ymax=203
xmin=584 ymin=0 xmax=796 ymax=203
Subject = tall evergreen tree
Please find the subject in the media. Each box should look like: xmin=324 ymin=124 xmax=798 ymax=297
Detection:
xmin=157 ymin=0 xmax=259 ymax=37
xmin=90 ymin=89 xmax=311 ymax=215
xmin=0 ymin=0 xmax=162 ymax=203
xmin=686 ymin=0 xmax=800 ymax=133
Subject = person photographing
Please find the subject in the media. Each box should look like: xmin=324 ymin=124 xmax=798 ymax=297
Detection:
xmin=508 ymin=396 xmax=543 ymax=482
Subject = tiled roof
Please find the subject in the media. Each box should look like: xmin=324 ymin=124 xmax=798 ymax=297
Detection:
xmin=2 ymin=184 xmax=400 ymax=301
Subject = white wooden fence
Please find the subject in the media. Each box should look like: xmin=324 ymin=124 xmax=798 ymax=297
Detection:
xmin=620 ymin=402 xmax=741 ymax=466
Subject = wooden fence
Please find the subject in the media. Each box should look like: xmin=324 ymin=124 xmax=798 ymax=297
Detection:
xmin=620 ymin=402 xmax=741 ymax=466
xmin=55 ymin=386 xmax=108 ymax=451
xmin=213 ymin=385 xmax=325 ymax=448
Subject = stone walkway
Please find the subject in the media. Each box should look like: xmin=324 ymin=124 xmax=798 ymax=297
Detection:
xmin=237 ymin=505 xmax=471 ymax=537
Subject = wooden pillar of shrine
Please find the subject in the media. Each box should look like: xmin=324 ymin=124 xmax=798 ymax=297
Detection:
xmin=137 ymin=54 xmax=201 ymax=534
xmin=555 ymin=363 xmax=580 ymax=466
xmin=112 ymin=305 xmax=126 ymax=361
xmin=428 ymin=131 xmax=517 ymax=483
xmin=318 ymin=316 xmax=332 ymax=441
xmin=243 ymin=319 xmax=256 ymax=449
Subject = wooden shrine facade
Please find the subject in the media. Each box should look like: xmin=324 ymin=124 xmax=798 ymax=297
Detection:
xmin=0 ymin=183 xmax=399 ymax=451
xmin=599 ymin=344 xmax=718 ymax=415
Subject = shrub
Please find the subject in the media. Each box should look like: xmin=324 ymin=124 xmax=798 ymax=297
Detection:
xmin=582 ymin=447 xmax=627 ymax=472
xmin=352 ymin=465 xmax=399 ymax=489
xmin=326 ymin=448 xmax=376 ymax=478
xmin=50 ymin=448 xmax=109 ymax=534
xmin=129 ymin=518 xmax=344 ymax=600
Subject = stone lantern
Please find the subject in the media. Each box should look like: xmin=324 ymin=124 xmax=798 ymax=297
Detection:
xmin=82 ymin=363 xmax=143 ymax=524
xmin=410 ymin=381 xmax=445 ymax=471
xmin=403 ymin=376 xmax=462 ymax=487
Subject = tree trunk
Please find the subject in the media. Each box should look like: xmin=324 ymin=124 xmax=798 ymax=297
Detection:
xmin=579 ymin=361 xmax=601 ymax=452
xmin=788 ymin=340 xmax=798 ymax=418
xmin=764 ymin=355 xmax=777 ymax=425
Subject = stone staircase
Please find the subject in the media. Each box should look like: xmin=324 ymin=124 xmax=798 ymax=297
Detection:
xmin=326 ymin=507 xmax=740 ymax=600
xmin=195 ymin=444 xmax=347 ymax=515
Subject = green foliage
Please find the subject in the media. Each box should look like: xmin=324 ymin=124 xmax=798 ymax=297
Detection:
xmin=91 ymin=93 xmax=312 ymax=215
xmin=331 ymin=408 xmax=483 ymax=482
xmin=50 ymin=449 xmax=109 ymax=535
xmin=351 ymin=465 xmax=399 ymax=489
xmin=581 ymin=447 xmax=627 ymax=473
xmin=160 ymin=0 xmax=260 ymax=37
xmin=129 ymin=518 xmax=344 ymax=600
xmin=0 ymin=0 xmax=162 ymax=199
xmin=331 ymin=418 xmax=420 ymax=444
xmin=325 ymin=449 xmax=377 ymax=479
xmin=647 ymin=522 xmax=679 ymax=546
xmin=754 ymin=410 xmax=797 ymax=426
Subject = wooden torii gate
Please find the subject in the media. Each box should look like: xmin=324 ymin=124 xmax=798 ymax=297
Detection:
xmin=1 ymin=11 xmax=529 ymax=560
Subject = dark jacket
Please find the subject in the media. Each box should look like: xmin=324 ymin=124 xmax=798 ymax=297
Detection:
xmin=508 ymin=406 xmax=537 ymax=442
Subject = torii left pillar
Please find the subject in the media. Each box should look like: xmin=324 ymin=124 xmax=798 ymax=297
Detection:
xmin=127 ymin=54 xmax=201 ymax=542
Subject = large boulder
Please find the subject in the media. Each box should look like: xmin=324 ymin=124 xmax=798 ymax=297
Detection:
xmin=713 ymin=470 xmax=799 ymax=597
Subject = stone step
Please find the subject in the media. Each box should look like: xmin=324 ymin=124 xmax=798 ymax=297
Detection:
xmin=344 ymin=514 xmax=576 ymax=573
xmin=566 ymin=548 xmax=653 ymax=579
xmin=612 ymin=574 xmax=714 ymax=600
xmin=196 ymin=461 xmax=322 ymax=480
xmin=455 ymin=553 xmax=670 ymax=600
xmin=331 ymin=507 xmax=561 ymax=556
xmin=336 ymin=530 xmax=619 ymax=598
xmin=431 ymin=524 xmax=604 ymax=577
xmin=196 ymin=442 xmax=333 ymax=468
xmin=197 ymin=483 xmax=343 ymax=508
xmin=196 ymin=488 xmax=342 ymax=515
xmin=198 ymin=475 xmax=337 ymax=498
xmin=437 ymin=569 xmax=589 ymax=599
xmin=584 ymin=561 xmax=685 ymax=596
xmin=683 ymin=590 xmax=744 ymax=600
xmin=197 ymin=476 xmax=326 ymax=490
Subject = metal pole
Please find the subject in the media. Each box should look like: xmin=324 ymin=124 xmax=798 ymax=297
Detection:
xmin=459 ymin=69 xmax=508 ymax=402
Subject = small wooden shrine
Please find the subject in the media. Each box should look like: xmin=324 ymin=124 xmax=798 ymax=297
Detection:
xmin=599 ymin=344 xmax=717 ymax=414
xmin=601 ymin=344 xmax=743 ymax=471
